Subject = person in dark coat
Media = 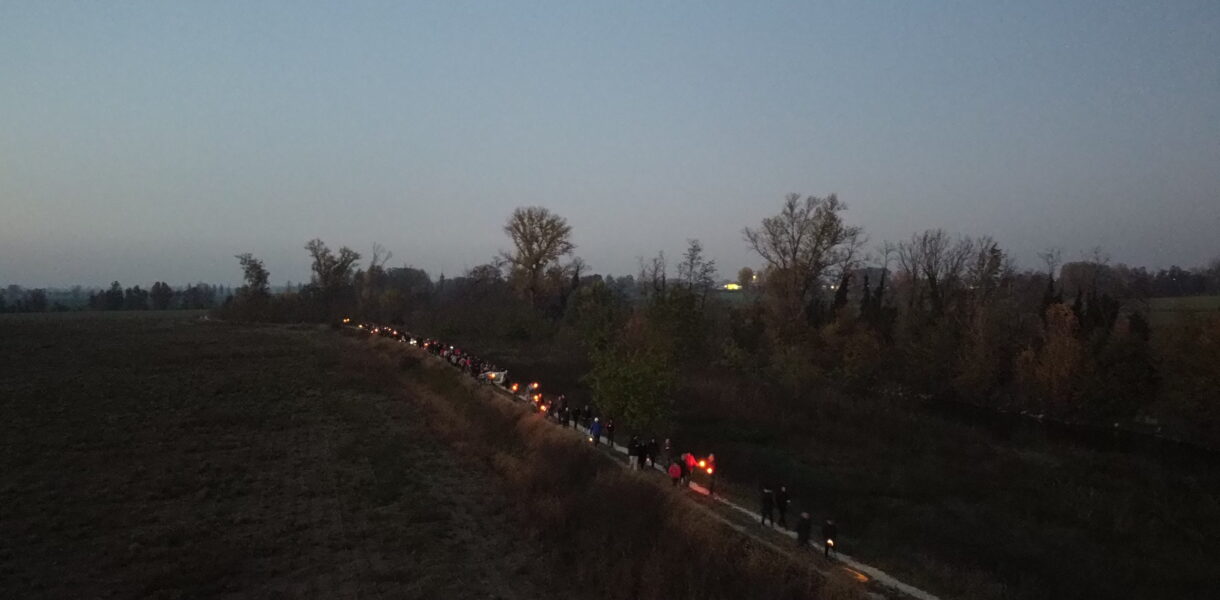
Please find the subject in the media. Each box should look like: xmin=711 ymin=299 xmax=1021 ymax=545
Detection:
xmin=822 ymin=520 xmax=837 ymax=558
xmin=627 ymin=436 xmax=640 ymax=469
xmin=776 ymin=485 xmax=791 ymax=528
xmin=605 ymin=419 xmax=616 ymax=447
xmin=795 ymin=512 xmax=812 ymax=547
xmin=760 ymin=485 xmax=775 ymax=526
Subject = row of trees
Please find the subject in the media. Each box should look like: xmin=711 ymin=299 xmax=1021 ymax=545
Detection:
xmin=85 ymin=282 xmax=229 ymax=311
xmin=223 ymin=200 xmax=1220 ymax=447
xmin=0 ymin=283 xmax=230 ymax=313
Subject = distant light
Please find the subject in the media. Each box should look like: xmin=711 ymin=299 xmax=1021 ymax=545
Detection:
xmin=723 ymin=283 xmax=742 ymax=291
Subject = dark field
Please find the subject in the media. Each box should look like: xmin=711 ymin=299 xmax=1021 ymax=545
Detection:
xmin=0 ymin=312 xmax=564 ymax=599
xmin=1147 ymin=295 xmax=1220 ymax=327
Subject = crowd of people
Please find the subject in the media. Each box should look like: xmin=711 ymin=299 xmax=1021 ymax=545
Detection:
xmin=357 ymin=321 xmax=839 ymax=559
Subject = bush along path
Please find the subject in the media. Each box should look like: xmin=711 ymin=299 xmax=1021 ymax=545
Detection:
xmin=353 ymin=323 xmax=942 ymax=600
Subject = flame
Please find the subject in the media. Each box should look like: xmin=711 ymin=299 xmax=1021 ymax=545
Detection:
xmin=706 ymin=467 xmax=714 ymax=475
xmin=826 ymin=539 xmax=834 ymax=547
xmin=698 ymin=460 xmax=707 ymax=468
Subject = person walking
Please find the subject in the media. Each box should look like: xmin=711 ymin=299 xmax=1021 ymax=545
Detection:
xmin=776 ymin=485 xmax=791 ymax=529
xmin=822 ymin=519 xmax=837 ymax=558
xmin=668 ymin=462 xmax=682 ymax=486
xmin=605 ymin=419 xmax=616 ymax=448
xmin=795 ymin=512 xmax=812 ymax=547
xmin=590 ymin=418 xmax=602 ymax=445
xmin=760 ymin=485 xmax=775 ymax=527
xmin=627 ymin=436 xmax=640 ymax=470
xmin=646 ymin=438 xmax=659 ymax=469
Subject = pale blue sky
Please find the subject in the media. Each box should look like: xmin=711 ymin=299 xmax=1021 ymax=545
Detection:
xmin=2 ymin=1 xmax=1218 ymax=287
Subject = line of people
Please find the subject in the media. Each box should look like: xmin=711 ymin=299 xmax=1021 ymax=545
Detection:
xmin=359 ymin=321 xmax=838 ymax=560
xmin=760 ymin=483 xmax=837 ymax=557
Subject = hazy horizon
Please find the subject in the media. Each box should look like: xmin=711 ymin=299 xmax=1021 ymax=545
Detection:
xmin=4 ymin=2 xmax=1218 ymax=288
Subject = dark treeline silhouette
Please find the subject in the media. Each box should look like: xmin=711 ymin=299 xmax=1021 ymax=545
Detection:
xmin=0 ymin=282 xmax=231 ymax=313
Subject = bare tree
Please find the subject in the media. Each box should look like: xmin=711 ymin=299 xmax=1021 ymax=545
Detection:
xmin=963 ymin=236 xmax=1015 ymax=310
xmin=306 ymin=239 xmax=360 ymax=290
xmin=896 ymin=229 xmax=975 ymax=317
xmin=369 ymin=243 xmax=392 ymax=271
xmin=500 ymin=206 xmax=575 ymax=304
xmin=1037 ymin=247 xmax=1063 ymax=277
xmin=678 ymin=239 xmax=717 ymax=305
xmin=743 ymin=193 xmax=863 ymax=324
xmin=638 ymin=251 xmax=667 ymax=296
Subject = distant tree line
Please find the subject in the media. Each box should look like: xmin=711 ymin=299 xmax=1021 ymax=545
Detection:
xmin=0 ymin=282 xmax=232 ymax=313
xmin=222 ymin=200 xmax=1220 ymax=447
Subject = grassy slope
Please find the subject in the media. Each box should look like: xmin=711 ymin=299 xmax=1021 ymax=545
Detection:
xmin=0 ymin=312 xmax=564 ymax=599
xmin=352 ymin=333 xmax=868 ymax=600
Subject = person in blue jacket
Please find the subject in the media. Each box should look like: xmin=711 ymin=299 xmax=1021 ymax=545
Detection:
xmin=589 ymin=417 xmax=602 ymax=445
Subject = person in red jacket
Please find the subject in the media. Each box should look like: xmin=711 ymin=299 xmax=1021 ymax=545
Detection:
xmin=668 ymin=461 xmax=682 ymax=486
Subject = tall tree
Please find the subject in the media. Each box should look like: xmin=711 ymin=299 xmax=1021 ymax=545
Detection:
xmin=895 ymin=229 xmax=975 ymax=318
xmin=235 ymin=253 xmax=271 ymax=297
xmin=304 ymin=239 xmax=360 ymax=319
xmin=149 ymin=281 xmax=174 ymax=310
xmin=104 ymin=281 xmax=124 ymax=311
xmin=638 ymin=252 xmax=667 ymax=297
xmin=123 ymin=286 xmax=149 ymax=310
xmin=743 ymin=193 xmax=862 ymax=331
xmin=677 ymin=239 xmax=717 ymax=305
xmin=500 ymin=206 xmax=574 ymax=305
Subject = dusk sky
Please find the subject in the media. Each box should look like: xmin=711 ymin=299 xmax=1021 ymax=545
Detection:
xmin=3 ymin=1 xmax=1218 ymax=288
